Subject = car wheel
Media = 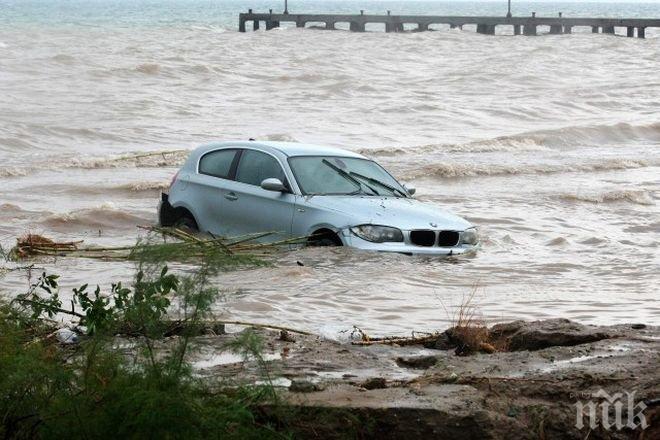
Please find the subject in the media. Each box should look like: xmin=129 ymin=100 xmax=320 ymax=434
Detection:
xmin=314 ymin=238 xmax=338 ymax=246
xmin=174 ymin=214 xmax=198 ymax=233
xmin=309 ymin=229 xmax=342 ymax=247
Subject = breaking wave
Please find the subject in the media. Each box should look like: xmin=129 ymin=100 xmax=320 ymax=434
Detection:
xmin=0 ymin=167 xmax=28 ymax=178
xmin=402 ymin=158 xmax=654 ymax=180
xmin=0 ymin=150 xmax=188 ymax=178
xmin=358 ymin=121 xmax=660 ymax=157
xmin=263 ymin=133 xmax=299 ymax=142
xmin=116 ymin=181 xmax=169 ymax=192
xmin=559 ymin=189 xmax=655 ymax=206
xmin=39 ymin=204 xmax=153 ymax=230
xmin=70 ymin=150 xmax=189 ymax=169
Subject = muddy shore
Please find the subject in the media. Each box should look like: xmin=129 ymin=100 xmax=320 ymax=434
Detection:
xmin=188 ymin=319 xmax=658 ymax=439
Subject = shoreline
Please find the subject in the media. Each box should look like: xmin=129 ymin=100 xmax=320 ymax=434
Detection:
xmin=191 ymin=318 xmax=659 ymax=438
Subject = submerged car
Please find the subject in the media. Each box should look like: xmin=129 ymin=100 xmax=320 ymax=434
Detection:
xmin=159 ymin=141 xmax=479 ymax=255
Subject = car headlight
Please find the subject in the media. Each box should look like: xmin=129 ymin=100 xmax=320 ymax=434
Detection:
xmin=350 ymin=225 xmax=403 ymax=243
xmin=461 ymin=227 xmax=479 ymax=245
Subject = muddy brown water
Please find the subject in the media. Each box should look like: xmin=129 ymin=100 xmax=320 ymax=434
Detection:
xmin=1 ymin=20 xmax=659 ymax=337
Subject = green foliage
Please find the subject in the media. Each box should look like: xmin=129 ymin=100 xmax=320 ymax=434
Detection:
xmin=0 ymin=244 xmax=287 ymax=439
xmin=13 ymin=272 xmax=61 ymax=320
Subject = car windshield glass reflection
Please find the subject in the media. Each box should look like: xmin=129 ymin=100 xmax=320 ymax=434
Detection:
xmin=289 ymin=156 xmax=407 ymax=197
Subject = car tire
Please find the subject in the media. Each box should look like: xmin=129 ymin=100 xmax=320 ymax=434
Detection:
xmin=314 ymin=238 xmax=338 ymax=247
xmin=174 ymin=214 xmax=198 ymax=233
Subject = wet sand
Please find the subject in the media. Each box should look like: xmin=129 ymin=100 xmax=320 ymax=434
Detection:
xmin=189 ymin=319 xmax=659 ymax=439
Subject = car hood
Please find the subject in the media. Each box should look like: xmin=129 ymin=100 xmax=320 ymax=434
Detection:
xmin=302 ymin=196 xmax=472 ymax=231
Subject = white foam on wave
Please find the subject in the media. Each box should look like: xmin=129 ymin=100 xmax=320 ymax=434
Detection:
xmin=0 ymin=167 xmax=28 ymax=178
xmin=402 ymin=158 xmax=655 ymax=180
xmin=559 ymin=189 xmax=655 ymax=206
xmin=359 ymin=121 xmax=660 ymax=158
xmin=39 ymin=202 xmax=152 ymax=230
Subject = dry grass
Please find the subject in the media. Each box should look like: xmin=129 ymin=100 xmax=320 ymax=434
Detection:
xmin=445 ymin=285 xmax=496 ymax=355
xmin=8 ymin=227 xmax=309 ymax=263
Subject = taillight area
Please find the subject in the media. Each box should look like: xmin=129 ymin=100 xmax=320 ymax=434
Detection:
xmin=169 ymin=171 xmax=179 ymax=189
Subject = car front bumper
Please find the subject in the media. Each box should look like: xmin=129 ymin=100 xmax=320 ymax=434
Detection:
xmin=339 ymin=229 xmax=479 ymax=256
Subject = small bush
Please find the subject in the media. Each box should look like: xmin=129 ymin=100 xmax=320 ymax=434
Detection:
xmin=1 ymin=253 xmax=287 ymax=439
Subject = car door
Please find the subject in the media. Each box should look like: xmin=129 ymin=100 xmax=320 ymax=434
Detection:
xmin=186 ymin=148 xmax=239 ymax=234
xmin=219 ymin=149 xmax=296 ymax=240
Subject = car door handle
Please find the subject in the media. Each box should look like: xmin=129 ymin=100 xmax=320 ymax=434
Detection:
xmin=224 ymin=192 xmax=238 ymax=201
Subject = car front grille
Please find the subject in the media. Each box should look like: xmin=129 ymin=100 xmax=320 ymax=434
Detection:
xmin=410 ymin=230 xmax=436 ymax=247
xmin=437 ymin=231 xmax=460 ymax=247
xmin=409 ymin=230 xmax=460 ymax=247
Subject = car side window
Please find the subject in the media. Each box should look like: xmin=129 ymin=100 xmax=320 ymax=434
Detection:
xmin=199 ymin=149 xmax=237 ymax=179
xmin=235 ymin=150 xmax=287 ymax=187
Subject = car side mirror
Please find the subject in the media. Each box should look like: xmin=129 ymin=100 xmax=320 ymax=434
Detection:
xmin=260 ymin=178 xmax=286 ymax=192
xmin=403 ymin=183 xmax=416 ymax=196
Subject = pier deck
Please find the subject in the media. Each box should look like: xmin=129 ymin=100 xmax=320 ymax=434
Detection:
xmin=239 ymin=11 xmax=660 ymax=37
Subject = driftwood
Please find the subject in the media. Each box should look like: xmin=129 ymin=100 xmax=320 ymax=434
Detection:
xmin=10 ymin=227 xmax=311 ymax=262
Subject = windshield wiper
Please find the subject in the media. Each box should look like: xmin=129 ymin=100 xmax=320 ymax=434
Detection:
xmin=349 ymin=171 xmax=408 ymax=198
xmin=321 ymin=159 xmax=377 ymax=196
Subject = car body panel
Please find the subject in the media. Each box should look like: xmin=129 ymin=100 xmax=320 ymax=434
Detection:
xmin=216 ymin=179 xmax=297 ymax=238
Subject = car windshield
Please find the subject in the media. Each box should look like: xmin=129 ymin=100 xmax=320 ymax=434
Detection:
xmin=288 ymin=156 xmax=407 ymax=197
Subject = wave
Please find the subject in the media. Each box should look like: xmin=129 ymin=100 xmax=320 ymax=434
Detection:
xmin=51 ymin=54 xmax=76 ymax=64
xmin=0 ymin=167 xmax=28 ymax=178
xmin=358 ymin=137 xmax=550 ymax=157
xmin=68 ymin=150 xmax=189 ymax=169
xmin=0 ymin=203 xmax=42 ymax=220
xmin=39 ymin=204 xmax=152 ymax=230
xmin=135 ymin=63 xmax=161 ymax=75
xmin=263 ymin=133 xmax=299 ymax=142
xmin=559 ymin=189 xmax=655 ymax=206
xmin=402 ymin=158 xmax=655 ymax=180
xmin=0 ymin=150 xmax=189 ymax=179
xmin=358 ymin=121 xmax=660 ymax=157
xmin=116 ymin=181 xmax=169 ymax=192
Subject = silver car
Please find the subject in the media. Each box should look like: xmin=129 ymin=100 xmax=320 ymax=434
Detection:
xmin=159 ymin=141 xmax=479 ymax=255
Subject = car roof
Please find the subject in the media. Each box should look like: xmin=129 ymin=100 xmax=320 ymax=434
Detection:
xmin=194 ymin=141 xmax=367 ymax=159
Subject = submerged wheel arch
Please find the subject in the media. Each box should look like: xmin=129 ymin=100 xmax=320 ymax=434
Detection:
xmin=308 ymin=228 xmax=343 ymax=246
xmin=160 ymin=200 xmax=198 ymax=231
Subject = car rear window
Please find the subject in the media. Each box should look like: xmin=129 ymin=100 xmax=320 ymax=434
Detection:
xmin=235 ymin=150 xmax=286 ymax=186
xmin=198 ymin=149 xmax=238 ymax=179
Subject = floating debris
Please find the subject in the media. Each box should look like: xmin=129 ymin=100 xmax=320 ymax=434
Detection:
xmin=9 ymin=227 xmax=310 ymax=263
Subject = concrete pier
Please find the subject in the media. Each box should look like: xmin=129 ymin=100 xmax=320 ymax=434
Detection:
xmin=239 ymin=12 xmax=660 ymax=38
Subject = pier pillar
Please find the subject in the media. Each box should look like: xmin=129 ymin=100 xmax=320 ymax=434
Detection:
xmin=266 ymin=20 xmax=279 ymax=30
xmin=477 ymin=24 xmax=496 ymax=35
xmin=350 ymin=21 xmax=365 ymax=32
xmin=626 ymin=26 xmax=634 ymax=37
xmin=523 ymin=24 xmax=537 ymax=36
xmin=513 ymin=24 xmax=521 ymax=35
xmin=477 ymin=24 xmax=495 ymax=35
xmin=418 ymin=23 xmax=428 ymax=32
xmin=450 ymin=23 xmax=457 ymax=29
xmin=296 ymin=20 xmax=305 ymax=28
xmin=592 ymin=26 xmax=599 ymax=33
xmin=253 ymin=20 xmax=260 ymax=31
xmin=563 ymin=26 xmax=572 ymax=34
xmin=395 ymin=22 xmax=404 ymax=32
xmin=549 ymin=24 xmax=562 ymax=34
xmin=602 ymin=26 xmax=615 ymax=34
xmin=638 ymin=27 xmax=646 ymax=38
xmin=386 ymin=22 xmax=394 ymax=33
xmin=239 ymin=18 xmax=246 ymax=32
xmin=326 ymin=22 xmax=335 ymax=30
